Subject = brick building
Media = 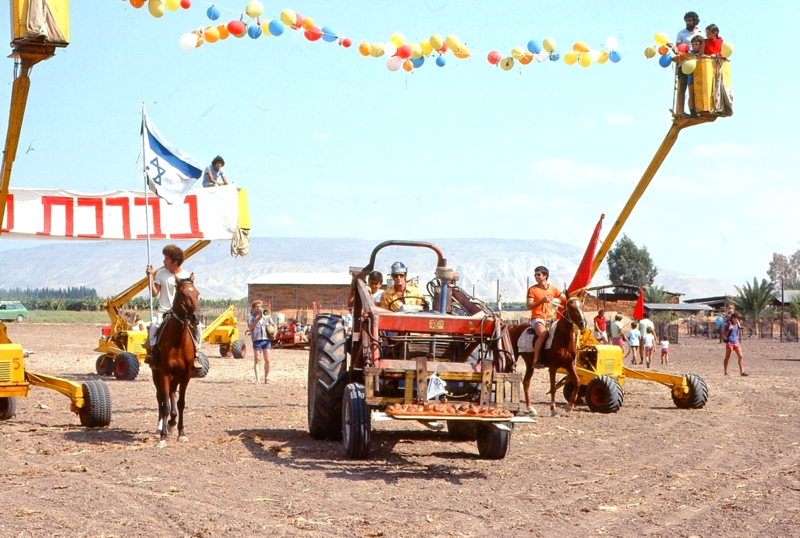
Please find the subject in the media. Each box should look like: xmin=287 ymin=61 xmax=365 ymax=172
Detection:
xmin=247 ymin=273 xmax=351 ymax=314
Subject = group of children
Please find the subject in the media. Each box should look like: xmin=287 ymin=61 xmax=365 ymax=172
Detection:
xmin=624 ymin=321 xmax=669 ymax=368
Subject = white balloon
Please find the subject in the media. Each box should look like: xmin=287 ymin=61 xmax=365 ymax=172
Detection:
xmin=605 ymin=36 xmax=618 ymax=50
xmin=386 ymin=56 xmax=403 ymax=71
xmin=588 ymin=49 xmax=602 ymax=62
xmin=383 ymin=42 xmax=397 ymax=57
xmin=179 ymin=33 xmax=199 ymax=51
xmin=536 ymin=52 xmax=546 ymax=63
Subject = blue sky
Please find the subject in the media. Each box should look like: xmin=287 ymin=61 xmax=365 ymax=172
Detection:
xmin=0 ymin=1 xmax=796 ymax=288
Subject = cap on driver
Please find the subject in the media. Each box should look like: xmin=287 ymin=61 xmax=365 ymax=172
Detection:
xmin=390 ymin=261 xmax=407 ymax=275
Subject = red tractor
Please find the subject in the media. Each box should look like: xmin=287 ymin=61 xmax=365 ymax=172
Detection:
xmin=307 ymin=240 xmax=530 ymax=460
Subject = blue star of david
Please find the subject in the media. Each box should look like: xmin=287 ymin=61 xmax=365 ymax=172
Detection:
xmin=149 ymin=156 xmax=166 ymax=185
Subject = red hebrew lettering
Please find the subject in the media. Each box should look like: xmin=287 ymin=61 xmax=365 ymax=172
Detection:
xmin=1 ymin=193 xmax=13 ymax=233
xmin=106 ymin=197 xmax=131 ymax=239
xmin=170 ymin=195 xmax=204 ymax=239
xmin=134 ymin=197 xmax=165 ymax=238
xmin=36 ymin=196 xmax=74 ymax=237
xmin=76 ymin=198 xmax=104 ymax=238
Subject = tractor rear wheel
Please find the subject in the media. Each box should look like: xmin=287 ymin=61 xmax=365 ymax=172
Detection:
xmin=585 ymin=375 xmax=623 ymax=413
xmin=672 ymin=373 xmax=708 ymax=409
xmin=232 ymin=339 xmax=246 ymax=359
xmin=192 ymin=351 xmax=210 ymax=378
xmin=563 ymin=381 xmax=587 ymax=404
xmin=95 ymin=355 xmax=114 ymax=376
xmin=476 ymin=422 xmax=511 ymax=460
xmin=307 ymin=314 xmax=347 ymax=440
xmin=79 ymin=380 xmax=112 ymax=427
xmin=114 ymin=352 xmax=139 ymax=381
xmin=219 ymin=344 xmax=231 ymax=357
xmin=0 ymin=396 xmax=17 ymax=420
xmin=342 ymin=382 xmax=371 ymax=459
xmin=447 ymin=420 xmax=478 ymax=441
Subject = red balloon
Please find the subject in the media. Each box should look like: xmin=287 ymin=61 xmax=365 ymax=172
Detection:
xmin=396 ymin=45 xmax=411 ymax=59
xmin=180 ymin=0 xmax=190 ymax=8
xmin=677 ymin=43 xmax=689 ymax=53
xmin=227 ymin=20 xmax=245 ymax=35
xmin=293 ymin=13 xmax=303 ymax=29
xmin=487 ymin=50 xmax=501 ymax=65
xmin=341 ymin=37 xmax=352 ymax=48
xmin=305 ymin=26 xmax=322 ymax=41
xmin=439 ymin=42 xmax=448 ymax=53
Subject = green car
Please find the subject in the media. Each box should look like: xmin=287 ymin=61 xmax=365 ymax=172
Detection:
xmin=0 ymin=301 xmax=29 ymax=322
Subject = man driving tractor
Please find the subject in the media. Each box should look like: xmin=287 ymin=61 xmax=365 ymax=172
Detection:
xmin=380 ymin=261 xmax=424 ymax=312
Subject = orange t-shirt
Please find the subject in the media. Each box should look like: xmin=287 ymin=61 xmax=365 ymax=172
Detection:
xmin=528 ymin=284 xmax=561 ymax=320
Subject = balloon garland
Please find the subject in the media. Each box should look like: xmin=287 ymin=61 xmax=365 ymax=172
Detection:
xmin=128 ymin=2 xmax=733 ymax=74
xmin=644 ymin=31 xmax=734 ymax=74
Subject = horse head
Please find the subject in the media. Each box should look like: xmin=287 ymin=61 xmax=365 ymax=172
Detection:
xmin=173 ymin=273 xmax=200 ymax=327
xmin=561 ymin=291 xmax=587 ymax=331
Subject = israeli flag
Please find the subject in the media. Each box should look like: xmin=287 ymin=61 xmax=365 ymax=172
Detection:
xmin=142 ymin=112 xmax=203 ymax=204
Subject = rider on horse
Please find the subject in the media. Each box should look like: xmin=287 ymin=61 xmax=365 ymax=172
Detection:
xmin=144 ymin=244 xmax=201 ymax=369
xmin=526 ymin=265 xmax=566 ymax=369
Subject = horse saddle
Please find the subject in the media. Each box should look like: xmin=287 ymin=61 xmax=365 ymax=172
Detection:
xmin=517 ymin=324 xmax=557 ymax=354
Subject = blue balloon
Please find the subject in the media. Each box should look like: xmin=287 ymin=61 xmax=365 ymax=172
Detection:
xmin=609 ymin=50 xmax=622 ymax=63
xmin=715 ymin=316 xmax=724 ymax=326
xmin=268 ymin=19 xmax=285 ymax=37
xmin=527 ymin=40 xmax=542 ymax=54
xmin=411 ymin=56 xmax=425 ymax=68
xmin=321 ymin=26 xmax=337 ymax=43
xmin=248 ymin=25 xmax=262 ymax=39
xmin=549 ymin=52 xmax=560 ymax=62
xmin=207 ymin=5 xmax=220 ymax=21
xmin=658 ymin=53 xmax=672 ymax=68
xmin=436 ymin=56 xmax=446 ymax=67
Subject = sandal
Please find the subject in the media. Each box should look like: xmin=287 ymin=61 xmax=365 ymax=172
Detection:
xmin=740 ymin=372 xmax=750 ymax=377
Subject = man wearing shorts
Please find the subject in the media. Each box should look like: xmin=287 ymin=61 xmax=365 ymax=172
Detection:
xmin=526 ymin=266 xmax=565 ymax=368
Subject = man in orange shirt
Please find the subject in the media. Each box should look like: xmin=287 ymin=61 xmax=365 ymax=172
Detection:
xmin=526 ymin=266 xmax=565 ymax=368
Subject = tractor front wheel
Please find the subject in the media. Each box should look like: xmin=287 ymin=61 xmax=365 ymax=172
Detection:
xmin=192 ymin=351 xmax=210 ymax=378
xmin=563 ymin=381 xmax=586 ymax=404
xmin=219 ymin=344 xmax=231 ymax=357
xmin=79 ymin=380 xmax=112 ymax=428
xmin=0 ymin=396 xmax=17 ymax=420
xmin=232 ymin=339 xmax=246 ymax=359
xmin=476 ymin=422 xmax=511 ymax=460
xmin=95 ymin=355 xmax=114 ymax=376
xmin=672 ymin=373 xmax=708 ymax=409
xmin=114 ymin=352 xmax=139 ymax=381
xmin=342 ymin=382 xmax=371 ymax=459
xmin=585 ymin=375 xmax=624 ymax=413
xmin=307 ymin=314 xmax=347 ymax=440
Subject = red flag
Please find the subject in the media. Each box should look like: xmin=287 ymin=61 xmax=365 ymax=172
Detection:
xmin=633 ymin=288 xmax=645 ymax=319
xmin=568 ymin=214 xmax=604 ymax=294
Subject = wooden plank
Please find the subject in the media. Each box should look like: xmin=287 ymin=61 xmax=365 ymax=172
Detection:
xmin=480 ymin=358 xmax=492 ymax=406
xmin=416 ymin=354 xmax=428 ymax=403
xmin=404 ymin=370 xmax=414 ymax=402
xmin=495 ymin=375 xmax=505 ymax=405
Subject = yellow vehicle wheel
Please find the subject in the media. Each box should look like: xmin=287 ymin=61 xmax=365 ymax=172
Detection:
xmin=219 ymin=344 xmax=231 ymax=357
xmin=672 ymin=374 xmax=708 ymax=409
xmin=79 ymin=380 xmax=112 ymax=428
xmin=585 ymin=375 xmax=623 ymax=414
xmin=563 ymin=381 xmax=586 ymax=404
xmin=232 ymin=339 xmax=246 ymax=359
xmin=0 ymin=396 xmax=17 ymax=420
xmin=95 ymin=355 xmax=114 ymax=376
xmin=114 ymin=352 xmax=140 ymax=381
xmin=192 ymin=351 xmax=210 ymax=379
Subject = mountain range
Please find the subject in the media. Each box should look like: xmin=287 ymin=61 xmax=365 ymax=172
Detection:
xmin=0 ymin=237 xmax=737 ymax=301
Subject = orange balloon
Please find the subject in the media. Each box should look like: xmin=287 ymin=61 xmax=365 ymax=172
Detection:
xmin=658 ymin=45 xmax=668 ymax=55
xmin=217 ymin=24 xmax=229 ymax=40
xmin=519 ymin=52 xmax=533 ymax=65
xmin=301 ymin=17 xmax=314 ymax=31
xmin=130 ymin=0 xmax=146 ymax=7
xmin=403 ymin=60 xmax=413 ymax=72
xmin=358 ymin=41 xmax=370 ymax=56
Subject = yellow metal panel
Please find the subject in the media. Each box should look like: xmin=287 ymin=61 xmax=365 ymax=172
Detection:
xmin=10 ymin=0 xmax=70 ymax=46
xmin=693 ymin=58 xmax=732 ymax=113
xmin=237 ymin=188 xmax=251 ymax=230
xmin=0 ymin=343 xmax=26 ymax=383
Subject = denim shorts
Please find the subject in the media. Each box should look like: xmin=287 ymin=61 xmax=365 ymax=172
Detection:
xmin=253 ymin=339 xmax=271 ymax=351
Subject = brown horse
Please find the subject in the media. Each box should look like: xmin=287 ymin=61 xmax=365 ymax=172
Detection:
xmin=508 ymin=294 xmax=587 ymax=416
xmin=151 ymin=275 xmax=200 ymax=448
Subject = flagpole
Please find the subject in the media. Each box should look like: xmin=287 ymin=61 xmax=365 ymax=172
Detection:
xmin=141 ymin=103 xmax=154 ymax=325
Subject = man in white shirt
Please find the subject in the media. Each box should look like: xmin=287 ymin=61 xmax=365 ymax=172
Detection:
xmin=672 ymin=11 xmax=703 ymax=118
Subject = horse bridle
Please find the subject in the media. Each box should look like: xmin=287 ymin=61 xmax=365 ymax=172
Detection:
xmin=558 ymin=297 xmax=586 ymax=329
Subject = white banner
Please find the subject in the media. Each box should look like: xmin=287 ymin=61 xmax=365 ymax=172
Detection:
xmin=1 ymin=185 xmax=242 ymax=240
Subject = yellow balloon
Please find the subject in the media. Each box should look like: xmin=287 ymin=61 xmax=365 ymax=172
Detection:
xmin=420 ymin=40 xmax=433 ymax=56
xmin=644 ymin=46 xmax=656 ymax=59
xmin=165 ymin=0 xmax=179 ymax=11
xmin=430 ymin=34 xmax=444 ymax=51
xmin=204 ymin=26 xmax=220 ymax=43
xmin=148 ymin=0 xmax=165 ymax=18
xmin=597 ymin=51 xmax=609 ymax=64
xmin=445 ymin=34 xmax=462 ymax=51
xmin=681 ymin=59 xmax=697 ymax=74
xmin=573 ymin=41 xmax=589 ymax=53
xmin=245 ymin=0 xmax=264 ymax=18
xmin=542 ymin=37 xmax=556 ymax=53
xmin=390 ymin=33 xmax=406 ymax=47
xmin=280 ymin=9 xmax=296 ymax=27
xmin=454 ymin=45 xmax=470 ymax=59
xmin=370 ymin=43 xmax=385 ymax=58
xmin=500 ymin=57 xmax=514 ymax=71
xmin=721 ymin=42 xmax=734 ymax=58
xmin=579 ymin=53 xmax=592 ymax=67
xmin=410 ymin=43 xmax=423 ymax=59
xmin=260 ymin=21 xmax=271 ymax=36
xmin=511 ymin=46 xmax=525 ymax=60
xmin=564 ymin=51 xmax=579 ymax=65
xmin=654 ymin=32 xmax=669 ymax=46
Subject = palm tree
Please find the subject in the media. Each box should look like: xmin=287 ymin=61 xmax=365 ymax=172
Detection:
xmin=733 ymin=278 xmax=775 ymax=329
xmin=644 ymin=285 xmax=671 ymax=303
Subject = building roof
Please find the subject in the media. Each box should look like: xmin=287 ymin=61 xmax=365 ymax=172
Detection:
xmin=772 ymin=289 xmax=800 ymax=303
xmin=645 ymin=303 xmax=713 ymax=312
xmin=248 ymin=273 xmax=352 ymax=286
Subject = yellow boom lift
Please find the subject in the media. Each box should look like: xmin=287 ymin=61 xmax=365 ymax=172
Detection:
xmin=0 ymin=0 xmax=110 ymax=426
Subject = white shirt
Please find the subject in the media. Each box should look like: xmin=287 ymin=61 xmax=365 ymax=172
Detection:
xmin=676 ymin=27 xmax=702 ymax=46
xmin=660 ymin=340 xmax=669 ymax=350
xmin=154 ymin=268 xmax=192 ymax=313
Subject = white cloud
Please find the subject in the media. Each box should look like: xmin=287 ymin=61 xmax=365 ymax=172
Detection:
xmin=691 ymin=142 xmax=765 ymax=158
xmin=604 ymin=112 xmax=634 ymax=125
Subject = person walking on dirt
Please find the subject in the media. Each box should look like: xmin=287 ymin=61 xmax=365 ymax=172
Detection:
xmin=610 ymin=313 xmax=627 ymax=352
xmin=722 ymin=312 xmax=748 ymax=376
xmin=248 ymin=300 xmax=275 ymax=384
xmin=203 ymin=155 xmax=229 ymax=187
xmin=380 ymin=262 xmax=424 ymax=311
xmin=144 ymin=244 xmax=200 ymax=369
xmin=526 ymin=266 xmax=564 ymax=369
xmin=637 ymin=313 xmax=657 ymax=364
xmin=627 ymin=321 xmax=642 ymax=365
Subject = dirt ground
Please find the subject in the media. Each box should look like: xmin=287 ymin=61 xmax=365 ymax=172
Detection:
xmin=2 ymin=322 xmax=799 ymax=538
